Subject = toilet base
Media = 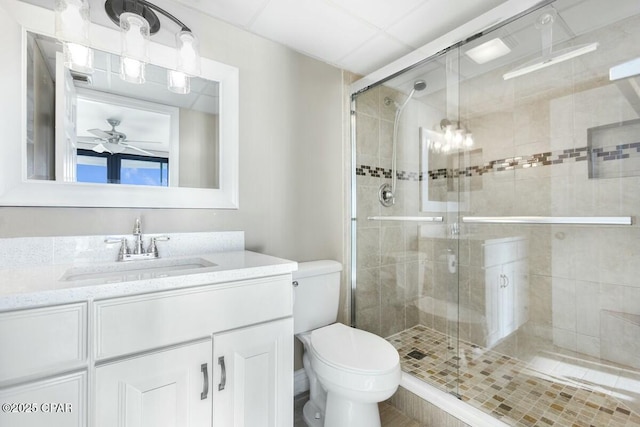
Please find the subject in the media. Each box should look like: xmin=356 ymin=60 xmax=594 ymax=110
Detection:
xmin=302 ymin=400 xmax=324 ymax=427
xmin=324 ymin=392 xmax=381 ymax=427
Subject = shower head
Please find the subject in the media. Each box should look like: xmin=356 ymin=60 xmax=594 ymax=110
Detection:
xmin=413 ymin=80 xmax=427 ymax=91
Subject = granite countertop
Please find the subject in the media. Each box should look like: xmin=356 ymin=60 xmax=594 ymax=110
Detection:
xmin=0 ymin=250 xmax=298 ymax=312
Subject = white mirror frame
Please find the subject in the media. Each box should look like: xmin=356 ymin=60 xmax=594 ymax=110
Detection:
xmin=0 ymin=0 xmax=239 ymax=209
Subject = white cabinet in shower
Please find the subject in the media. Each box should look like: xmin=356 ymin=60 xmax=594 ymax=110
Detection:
xmin=483 ymin=237 xmax=529 ymax=348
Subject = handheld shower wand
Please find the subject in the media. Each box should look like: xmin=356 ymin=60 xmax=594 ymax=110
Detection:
xmin=379 ymin=80 xmax=426 ymax=207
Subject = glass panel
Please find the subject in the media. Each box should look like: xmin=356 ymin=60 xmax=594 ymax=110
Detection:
xmin=77 ymin=154 xmax=107 ymax=183
xmin=456 ymin=0 xmax=640 ymax=425
xmin=353 ymin=47 xmax=462 ymax=397
xmin=121 ymin=158 xmax=168 ymax=187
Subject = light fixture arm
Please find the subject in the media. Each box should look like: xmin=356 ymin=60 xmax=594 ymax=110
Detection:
xmin=133 ymin=0 xmax=191 ymax=32
xmin=105 ymin=0 xmax=192 ymax=34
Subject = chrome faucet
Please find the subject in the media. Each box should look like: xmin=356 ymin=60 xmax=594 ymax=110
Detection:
xmin=105 ymin=218 xmax=170 ymax=261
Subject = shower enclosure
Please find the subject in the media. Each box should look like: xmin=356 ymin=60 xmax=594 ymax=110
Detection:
xmin=351 ymin=0 xmax=640 ymax=425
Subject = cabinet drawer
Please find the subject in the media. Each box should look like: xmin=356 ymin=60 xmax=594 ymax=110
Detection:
xmin=0 ymin=303 xmax=87 ymax=383
xmin=0 ymin=371 xmax=86 ymax=427
xmin=95 ymin=274 xmax=293 ymax=360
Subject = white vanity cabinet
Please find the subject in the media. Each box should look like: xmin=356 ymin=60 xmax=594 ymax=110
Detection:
xmin=0 ymin=303 xmax=88 ymax=427
xmin=92 ymin=273 xmax=294 ymax=427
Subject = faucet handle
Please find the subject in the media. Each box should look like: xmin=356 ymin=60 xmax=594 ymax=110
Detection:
xmin=147 ymin=236 xmax=170 ymax=257
xmin=105 ymin=237 xmax=130 ymax=261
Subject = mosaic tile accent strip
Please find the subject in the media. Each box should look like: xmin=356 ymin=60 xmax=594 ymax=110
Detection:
xmin=355 ymin=146 xmax=596 ymax=181
xmin=387 ymin=325 xmax=640 ymax=427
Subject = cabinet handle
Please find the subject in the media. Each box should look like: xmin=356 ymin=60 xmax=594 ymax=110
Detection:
xmin=218 ymin=356 xmax=226 ymax=391
xmin=504 ymin=275 xmax=510 ymax=288
xmin=201 ymin=363 xmax=209 ymax=400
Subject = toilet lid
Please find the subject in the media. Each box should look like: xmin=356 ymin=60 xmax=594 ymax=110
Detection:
xmin=310 ymin=323 xmax=399 ymax=374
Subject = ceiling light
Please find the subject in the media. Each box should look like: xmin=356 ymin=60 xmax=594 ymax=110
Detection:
xmin=465 ymin=38 xmax=511 ymax=65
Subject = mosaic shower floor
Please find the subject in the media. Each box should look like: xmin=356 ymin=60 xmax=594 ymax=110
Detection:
xmin=387 ymin=325 xmax=640 ymax=427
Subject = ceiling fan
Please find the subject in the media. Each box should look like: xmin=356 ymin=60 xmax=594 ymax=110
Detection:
xmin=80 ymin=119 xmax=154 ymax=156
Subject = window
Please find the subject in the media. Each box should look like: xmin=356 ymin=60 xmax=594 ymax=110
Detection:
xmin=77 ymin=150 xmax=169 ymax=186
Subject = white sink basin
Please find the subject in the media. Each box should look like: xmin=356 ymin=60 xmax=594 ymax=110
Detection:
xmin=61 ymin=257 xmax=217 ymax=283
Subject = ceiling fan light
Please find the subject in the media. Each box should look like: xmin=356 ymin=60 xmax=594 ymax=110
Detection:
xmin=55 ymin=0 xmax=90 ymax=44
xmin=120 ymin=12 xmax=150 ymax=63
xmin=176 ymin=30 xmax=200 ymax=76
xmin=120 ymin=57 xmax=146 ymax=84
xmin=167 ymin=70 xmax=190 ymax=94
xmin=63 ymin=42 xmax=94 ymax=74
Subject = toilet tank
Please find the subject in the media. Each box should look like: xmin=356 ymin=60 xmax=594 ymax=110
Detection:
xmin=292 ymin=260 xmax=342 ymax=335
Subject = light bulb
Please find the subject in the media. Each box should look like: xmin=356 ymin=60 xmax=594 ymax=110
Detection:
xmin=444 ymin=125 xmax=453 ymax=143
xmin=55 ymin=0 xmax=90 ymax=44
xmin=177 ymin=31 xmax=200 ymax=76
xmin=167 ymin=70 xmax=191 ymax=94
xmin=120 ymin=57 xmax=145 ymax=84
xmin=120 ymin=12 xmax=149 ymax=62
xmin=63 ymin=42 xmax=94 ymax=74
xmin=454 ymin=130 xmax=463 ymax=147
xmin=464 ymin=133 xmax=474 ymax=147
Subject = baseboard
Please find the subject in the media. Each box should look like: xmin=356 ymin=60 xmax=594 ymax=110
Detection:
xmin=294 ymin=369 xmax=309 ymax=396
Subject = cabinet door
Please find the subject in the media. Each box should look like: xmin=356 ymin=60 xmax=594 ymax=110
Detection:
xmin=513 ymin=259 xmax=529 ymax=328
xmin=95 ymin=340 xmax=212 ymax=427
xmin=499 ymin=262 xmax=516 ymax=338
xmin=0 ymin=371 xmax=86 ymax=427
xmin=213 ymin=318 xmax=293 ymax=427
xmin=484 ymin=264 xmax=501 ymax=347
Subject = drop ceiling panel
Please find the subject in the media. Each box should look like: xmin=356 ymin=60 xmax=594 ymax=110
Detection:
xmin=249 ymin=0 xmax=378 ymax=63
xmin=325 ymin=0 xmax=426 ymax=30
xmin=387 ymin=0 xmax=506 ymax=48
xmin=559 ymin=0 xmax=640 ymax=36
xmin=168 ymin=0 xmax=270 ymax=28
xmin=338 ymin=33 xmax=413 ymax=75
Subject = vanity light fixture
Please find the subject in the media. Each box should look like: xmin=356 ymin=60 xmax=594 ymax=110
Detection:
xmin=55 ymin=0 xmax=95 ymax=74
xmin=424 ymin=119 xmax=474 ymax=153
xmin=57 ymin=0 xmax=201 ymax=93
xmin=105 ymin=0 xmax=201 ymax=91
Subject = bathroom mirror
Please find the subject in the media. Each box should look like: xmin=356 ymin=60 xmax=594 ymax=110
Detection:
xmin=0 ymin=1 xmax=238 ymax=208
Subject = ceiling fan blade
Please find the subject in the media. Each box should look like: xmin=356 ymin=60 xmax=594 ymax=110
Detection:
xmin=121 ymin=143 xmax=155 ymax=156
xmin=88 ymin=128 xmax=112 ymax=139
xmin=78 ymin=136 xmax=101 ymax=143
xmin=103 ymin=142 xmax=127 ymax=154
xmin=92 ymin=143 xmax=112 ymax=154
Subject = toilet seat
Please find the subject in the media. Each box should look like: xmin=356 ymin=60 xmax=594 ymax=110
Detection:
xmin=309 ymin=323 xmax=399 ymax=375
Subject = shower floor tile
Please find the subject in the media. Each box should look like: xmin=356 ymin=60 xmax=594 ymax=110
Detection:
xmin=387 ymin=325 xmax=640 ymax=427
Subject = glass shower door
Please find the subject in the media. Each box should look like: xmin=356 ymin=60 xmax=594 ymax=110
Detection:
xmin=352 ymin=47 xmax=463 ymax=397
xmin=455 ymin=1 xmax=640 ymax=425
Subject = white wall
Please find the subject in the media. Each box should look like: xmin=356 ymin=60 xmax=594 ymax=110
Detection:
xmin=0 ymin=0 xmax=345 ymax=266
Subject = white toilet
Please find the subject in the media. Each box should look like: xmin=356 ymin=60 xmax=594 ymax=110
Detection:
xmin=293 ymin=260 xmax=401 ymax=427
